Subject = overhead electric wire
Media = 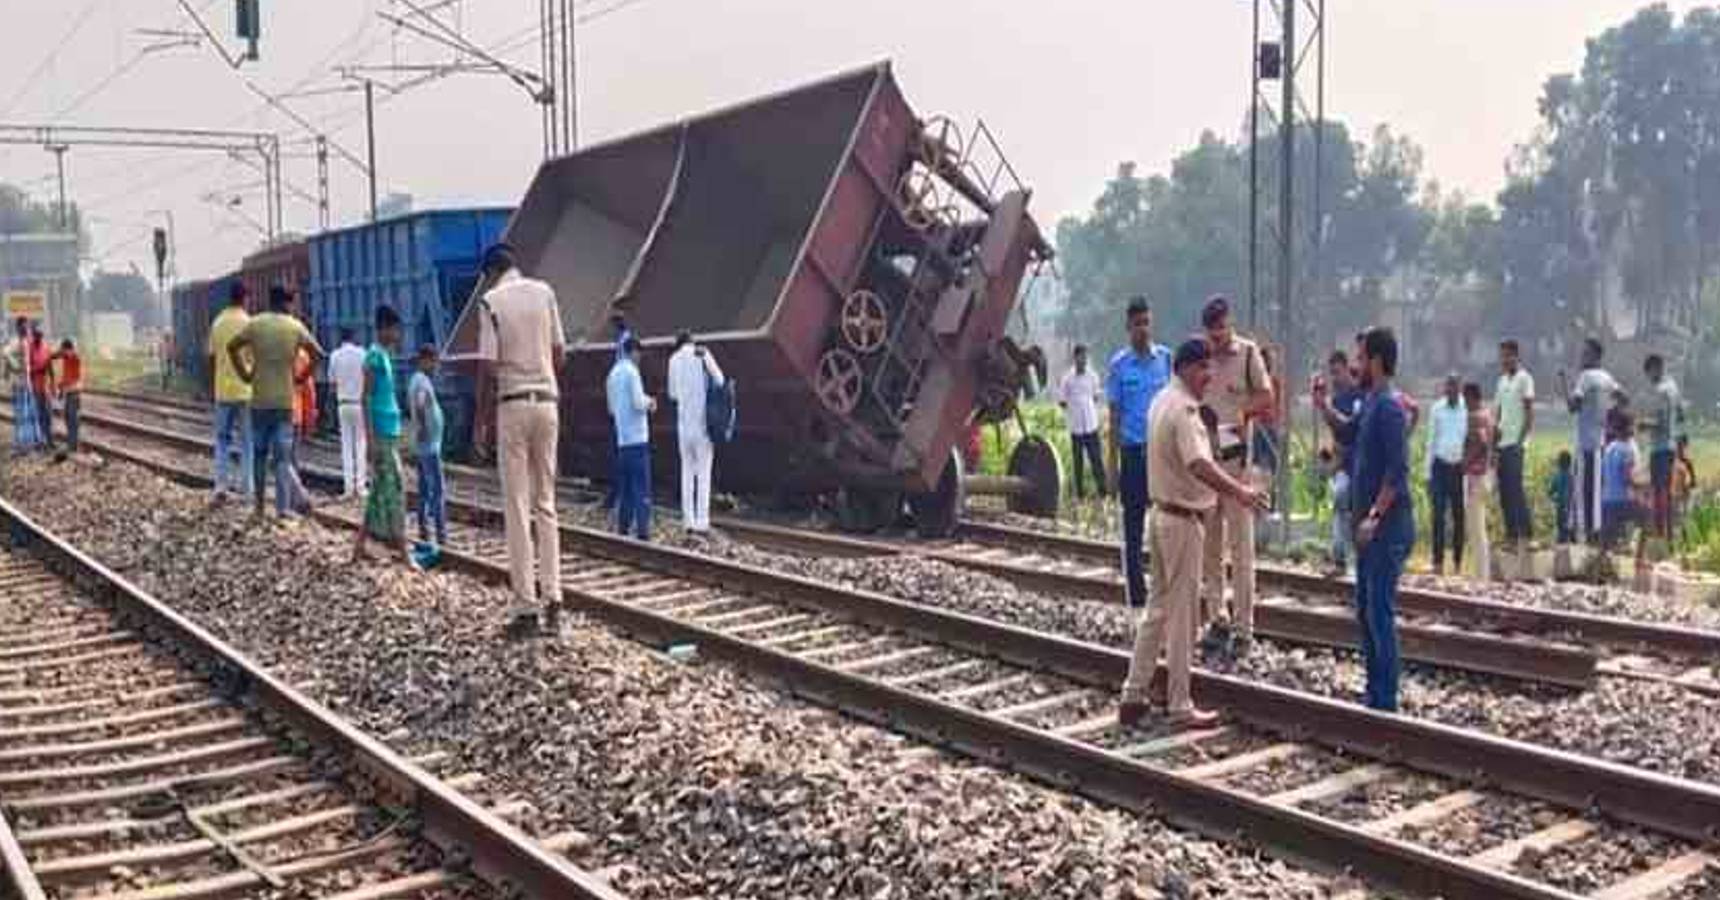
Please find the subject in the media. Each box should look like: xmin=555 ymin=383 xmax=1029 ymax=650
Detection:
xmin=49 ymin=50 xmax=152 ymax=122
xmin=0 ymin=0 xmax=106 ymax=118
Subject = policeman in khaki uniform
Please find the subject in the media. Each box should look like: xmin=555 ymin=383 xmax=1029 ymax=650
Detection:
xmin=1197 ymin=296 xmax=1274 ymax=654
xmin=1119 ymin=339 xmax=1269 ymax=729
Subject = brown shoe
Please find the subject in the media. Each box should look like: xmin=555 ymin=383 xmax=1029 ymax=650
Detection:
xmin=1166 ymin=707 xmax=1224 ymax=729
xmin=1117 ymin=700 xmax=1151 ymax=728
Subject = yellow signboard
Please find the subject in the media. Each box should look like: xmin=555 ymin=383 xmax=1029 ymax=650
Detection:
xmin=3 ymin=290 xmax=47 ymax=322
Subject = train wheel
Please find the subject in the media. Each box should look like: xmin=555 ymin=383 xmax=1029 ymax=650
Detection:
xmin=919 ymin=115 xmax=966 ymax=172
xmin=840 ymin=290 xmax=889 ymax=354
xmin=1006 ymin=434 xmax=1062 ymax=518
xmin=836 ymin=487 xmax=901 ymax=534
xmin=897 ymin=168 xmax=940 ymax=232
xmin=910 ymin=450 xmax=965 ymax=538
xmin=815 ymin=349 xmax=864 ymax=415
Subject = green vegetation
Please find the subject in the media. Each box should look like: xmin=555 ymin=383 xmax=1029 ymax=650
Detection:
xmin=82 ymin=350 xmax=166 ymax=390
xmin=981 ymin=398 xmax=1720 ymax=576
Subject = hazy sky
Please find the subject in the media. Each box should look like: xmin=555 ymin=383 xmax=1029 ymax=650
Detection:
xmin=0 ymin=0 xmax=1707 ymax=283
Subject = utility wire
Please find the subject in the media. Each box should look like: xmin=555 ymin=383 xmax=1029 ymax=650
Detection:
xmin=0 ymin=0 xmax=106 ymax=118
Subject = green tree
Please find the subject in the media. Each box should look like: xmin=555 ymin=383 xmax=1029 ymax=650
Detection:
xmin=1055 ymin=121 xmax=1434 ymax=373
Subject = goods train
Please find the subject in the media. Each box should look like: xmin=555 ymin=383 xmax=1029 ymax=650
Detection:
xmin=175 ymin=61 xmax=1057 ymax=534
xmin=171 ymin=209 xmax=509 ymax=459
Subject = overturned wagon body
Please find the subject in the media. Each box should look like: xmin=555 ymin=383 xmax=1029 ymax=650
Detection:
xmin=449 ymin=62 xmax=1051 ymax=529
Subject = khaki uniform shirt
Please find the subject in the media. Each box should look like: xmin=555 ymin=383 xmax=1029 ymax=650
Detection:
xmin=478 ymin=270 xmax=566 ymax=397
xmin=1205 ymin=335 xmax=1269 ymax=427
xmin=1147 ymin=377 xmax=1219 ymax=512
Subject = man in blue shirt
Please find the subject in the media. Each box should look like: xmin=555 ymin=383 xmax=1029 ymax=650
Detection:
xmin=1351 ymin=327 xmax=1415 ymax=713
xmin=1314 ymin=350 xmax=1364 ymax=574
xmin=601 ymin=311 xmax=634 ymax=521
xmin=607 ymin=336 xmax=656 ymax=540
xmin=1107 ymin=296 xmax=1172 ymax=609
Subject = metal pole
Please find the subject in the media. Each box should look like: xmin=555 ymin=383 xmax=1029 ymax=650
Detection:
xmin=539 ymin=0 xmax=552 ymax=157
xmin=365 ymin=80 xmax=378 ymax=221
xmin=260 ymin=140 xmax=277 ymax=243
xmin=564 ymin=0 xmax=577 ymax=150
xmin=545 ymin=0 xmax=559 ymax=156
xmin=316 ymin=135 xmax=330 ymax=230
xmin=270 ymin=134 xmax=282 ymax=240
xmin=1248 ymin=4 xmax=1262 ymax=326
xmin=50 ymin=144 xmax=69 ymax=229
xmin=1275 ymin=0 xmax=1297 ymax=541
xmin=1311 ymin=0 xmax=1325 ymax=319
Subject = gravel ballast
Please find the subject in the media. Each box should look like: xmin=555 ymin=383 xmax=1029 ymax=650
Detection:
xmin=0 ymin=454 xmax=1338 ymax=900
xmin=667 ymin=526 xmax=1720 ymax=789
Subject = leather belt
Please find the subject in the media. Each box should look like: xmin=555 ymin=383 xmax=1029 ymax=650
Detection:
xmin=501 ymin=390 xmax=557 ymax=405
xmin=1155 ymin=502 xmax=1211 ymax=521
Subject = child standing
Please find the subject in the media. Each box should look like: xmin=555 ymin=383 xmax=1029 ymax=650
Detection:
xmin=409 ymin=344 xmax=447 ymax=550
xmin=49 ymin=339 xmax=81 ymax=453
xmin=1672 ymin=436 xmax=1698 ymax=541
xmin=353 ymin=305 xmax=412 ymax=567
xmin=1599 ymin=411 xmax=1642 ymax=578
xmin=1549 ymin=450 xmax=1575 ymax=544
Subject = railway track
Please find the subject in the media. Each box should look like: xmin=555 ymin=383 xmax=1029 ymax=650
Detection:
xmin=47 ymin=394 xmax=1620 ymax=691
xmin=943 ymin=518 xmax=1720 ymax=695
xmin=0 ymin=498 xmax=619 ymax=900
xmin=12 ymin=398 xmax=1720 ymax=898
xmin=45 ymin=392 xmax=1720 ymax=698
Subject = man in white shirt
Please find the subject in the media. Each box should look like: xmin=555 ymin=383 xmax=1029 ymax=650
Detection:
xmin=1493 ymin=339 xmax=1536 ymax=549
xmin=666 ymin=330 xmax=725 ymax=534
xmin=476 ymin=243 xmax=567 ymax=638
xmin=1424 ymin=374 xmax=1468 ymax=575
xmin=1058 ymin=344 xmax=1106 ymax=498
xmin=1565 ymin=338 xmax=1619 ymax=544
xmin=327 ymin=329 xmax=368 ymax=498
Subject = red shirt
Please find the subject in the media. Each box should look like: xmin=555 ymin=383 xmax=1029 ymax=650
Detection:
xmin=55 ymin=351 xmax=82 ymax=393
xmin=27 ymin=341 xmax=52 ymax=394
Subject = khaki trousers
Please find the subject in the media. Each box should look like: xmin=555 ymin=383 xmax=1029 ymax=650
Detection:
xmin=498 ymin=400 xmax=561 ymax=613
xmin=1466 ymin=472 xmax=1491 ymax=581
xmin=1201 ymin=458 xmax=1256 ymax=636
xmin=1122 ymin=512 xmax=1204 ymax=714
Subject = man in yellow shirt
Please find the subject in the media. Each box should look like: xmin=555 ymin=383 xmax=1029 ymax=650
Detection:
xmin=207 ymin=283 xmax=254 ymax=502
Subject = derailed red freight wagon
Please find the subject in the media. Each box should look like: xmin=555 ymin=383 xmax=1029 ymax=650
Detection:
xmin=447 ymin=62 xmax=1055 ymax=534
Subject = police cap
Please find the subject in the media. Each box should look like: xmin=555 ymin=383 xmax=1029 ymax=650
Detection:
xmin=1173 ymin=338 xmax=1210 ymax=372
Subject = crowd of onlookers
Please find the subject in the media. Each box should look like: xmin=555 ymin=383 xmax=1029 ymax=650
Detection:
xmin=1060 ymin=331 xmax=1698 ymax=581
xmin=5 ymin=318 xmax=83 ymax=457
xmin=1066 ymin=302 xmax=1700 ymax=726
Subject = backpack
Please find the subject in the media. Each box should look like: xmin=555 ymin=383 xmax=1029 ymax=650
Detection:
xmin=704 ymin=358 xmax=736 ymax=443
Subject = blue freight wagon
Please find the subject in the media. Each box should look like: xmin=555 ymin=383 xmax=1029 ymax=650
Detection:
xmin=171 ymin=272 xmax=241 ymax=394
xmin=305 ymin=207 xmax=513 ymax=458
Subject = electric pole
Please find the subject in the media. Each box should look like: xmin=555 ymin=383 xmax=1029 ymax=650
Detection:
xmin=48 ymin=144 xmax=69 ymax=229
xmin=365 ymin=80 xmax=378 ymax=220
xmin=1245 ymin=0 xmax=1327 ymax=542
xmin=316 ymin=135 xmax=330 ymax=229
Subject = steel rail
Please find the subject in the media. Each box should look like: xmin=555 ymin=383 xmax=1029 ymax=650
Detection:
xmin=0 ymin=496 xmax=626 ymax=900
xmin=958 ymin=519 xmax=1720 ymax=659
xmin=36 ymin=399 xmax=1604 ymax=690
xmin=0 ymin=415 xmax=1571 ymax=897
xmin=32 ymin=414 xmax=1720 ymax=866
xmin=700 ymin=516 xmax=1603 ymax=688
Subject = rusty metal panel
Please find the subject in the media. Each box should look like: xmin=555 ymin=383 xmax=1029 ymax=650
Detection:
xmin=453 ymin=61 xmax=1049 ymax=498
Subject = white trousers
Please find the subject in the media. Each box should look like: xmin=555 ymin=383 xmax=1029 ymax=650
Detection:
xmin=337 ymin=402 xmax=367 ymax=497
xmin=679 ymin=434 xmax=714 ymax=531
